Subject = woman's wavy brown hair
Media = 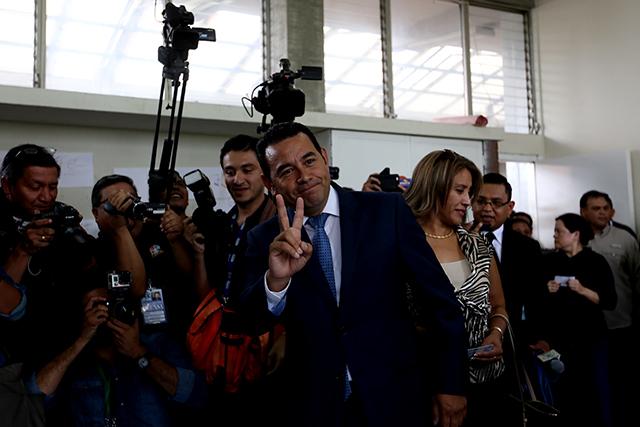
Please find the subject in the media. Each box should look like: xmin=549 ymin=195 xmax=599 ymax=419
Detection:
xmin=404 ymin=149 xmax=482 ymax=221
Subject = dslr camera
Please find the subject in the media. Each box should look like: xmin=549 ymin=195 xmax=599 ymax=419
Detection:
xmin=17 ymin=202 xmax=87 ymax=245
xmin=106 ymin=271 xmax=137 ymax=325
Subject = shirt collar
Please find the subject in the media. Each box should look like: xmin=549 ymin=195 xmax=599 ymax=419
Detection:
xmin=304 ymin=185 xmax=340 ymax=223
xmin=491 ymin=224 xmax=504 ymax=244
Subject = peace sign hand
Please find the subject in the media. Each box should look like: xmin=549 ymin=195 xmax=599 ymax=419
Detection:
xmin=267 ymin=195 xmax=313 ymax=292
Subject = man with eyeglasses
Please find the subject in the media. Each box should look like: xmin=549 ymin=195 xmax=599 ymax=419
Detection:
xmin=0 ymin=144 xmax=98 ymax=425
xmin=471 ymin=173 xmax=544 ymax=349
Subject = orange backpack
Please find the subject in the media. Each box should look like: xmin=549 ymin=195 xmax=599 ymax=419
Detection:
xmin=187 ymin=288 xmax=275 ymax=393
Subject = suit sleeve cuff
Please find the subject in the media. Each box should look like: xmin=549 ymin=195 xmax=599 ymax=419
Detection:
xmin=264 ymin=272 xmax=289 ymax=316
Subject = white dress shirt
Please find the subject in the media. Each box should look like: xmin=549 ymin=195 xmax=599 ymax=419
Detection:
xmin=266 ymin=186 xmax=342 ymax=311
xmin=485 ymin=224 xmax=504 ymax=262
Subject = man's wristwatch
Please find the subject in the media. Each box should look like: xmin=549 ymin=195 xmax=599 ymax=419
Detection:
xmin=136 ymin=353 xmax=153 ymax=370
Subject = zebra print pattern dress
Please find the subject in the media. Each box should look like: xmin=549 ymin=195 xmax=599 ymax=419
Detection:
xmin=453 ymin=226 xmax=505 ymax=384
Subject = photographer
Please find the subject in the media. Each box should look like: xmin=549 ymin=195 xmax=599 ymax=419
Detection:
xmin=92 ymin=174 xmax=195 ymax=340
xmin=0 ymin=144 xmax=95 ymax=424
xmin=60 ymin=283 xmax=207 ymax=427
xmin=90 ymin=175 xmax=147 ymax=300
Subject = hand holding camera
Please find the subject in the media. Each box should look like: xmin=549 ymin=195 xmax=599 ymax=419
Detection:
xmin=183 ymin=217 xmax=205 ymax=254
xmin=99 ymin=189 xmax=136 ymax=231
xmin=108 ymin=316 xmax=146 ymax=360
xmin=20 ymin=217 xmax=55 ymax=254
xmin=160 ymin=208 xmax=184 ymax=242
xmin=361 ymin=168 xmax=411 ymax=193
xmin=80 ymin=295 xmax=109 ymax=343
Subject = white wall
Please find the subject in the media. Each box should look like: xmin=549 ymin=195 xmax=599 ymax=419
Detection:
xmin=533 ymin=0 xmax=640 ymax=232
xmin=0 ymin=121 xmax=233 ymax=220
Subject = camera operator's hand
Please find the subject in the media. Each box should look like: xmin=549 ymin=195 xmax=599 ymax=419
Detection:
xmin=21 ymin=218 xmax=55 ymax=254
xmin=267 ymin=195 xmax=313 ymax=292
xmin=79 ymin=296 xmax=109 ymax=343
xmin=108 ymin=318 xmax=146 ymax=359
xmin=361 ymin=174 xmax=382 ymax=192
xmin=97 ymin=189 xmax=135 ymax=233
xmin=183 ymin=217 xmax=205 ymax=254
xmin=160 ymin=208 xmax=184 ymax=242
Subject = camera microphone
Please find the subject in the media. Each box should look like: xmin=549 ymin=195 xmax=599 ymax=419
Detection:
xmin=548 ymin=358 xmax=565 ymax=375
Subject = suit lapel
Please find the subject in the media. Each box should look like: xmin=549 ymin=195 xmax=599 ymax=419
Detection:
xmin=336 ymin=187 xmax=359 ymax=309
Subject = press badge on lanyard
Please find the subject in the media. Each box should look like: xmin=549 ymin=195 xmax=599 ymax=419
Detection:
xmin=140 ymin=284 xmax=167 ymax=325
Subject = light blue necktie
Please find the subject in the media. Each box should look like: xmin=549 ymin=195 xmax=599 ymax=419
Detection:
xmin=308 ymin=213 xmax=337 ymax=299
xmin=308 ymin=213 xmax=352 ymax=400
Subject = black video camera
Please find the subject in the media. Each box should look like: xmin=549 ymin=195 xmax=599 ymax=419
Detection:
xmin=106 ymin=271 xmax=137 ymax=325
xmin=17 ymin=202 xmax=87 ymax=245
xmin=183 ymin=169 xmax=216 ymax=211
xmin=378 ymin=167 xmax=402 ymax=192
xmin=249 ymin=58 xmax=323 ymax=132
xmin=103 ymin=197 xmax=166 ymax=221
xmin=158 ymin=3 xmax=216 ymax=69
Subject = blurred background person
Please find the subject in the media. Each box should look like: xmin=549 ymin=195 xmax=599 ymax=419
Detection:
xmin=580 ymin=190 xmax=640 ymax=427
xmin=536 ymin=213 xmax=616 ymax=427
xmin=510 ymin=211 xmax=533 ymax=238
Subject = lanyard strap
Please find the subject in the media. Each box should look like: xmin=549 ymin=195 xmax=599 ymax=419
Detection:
xmin=222 ymin=212 xmax=245 ymax=303
xmin=96 ymin=363 xmax=113 ymax=419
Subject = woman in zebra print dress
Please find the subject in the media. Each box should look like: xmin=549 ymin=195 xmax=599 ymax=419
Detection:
xmin=405 ymin=150 xmax=510 ymax=427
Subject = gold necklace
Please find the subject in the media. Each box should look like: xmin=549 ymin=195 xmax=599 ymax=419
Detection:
xmin=424 ymin=229 xmax=455 ymax=239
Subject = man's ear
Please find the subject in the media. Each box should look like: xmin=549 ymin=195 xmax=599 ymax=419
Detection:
xmin=506 ymin=200 xmax=515 ymax=216
xmin=611 ymin=208 xmax=616 ymax=219
xmin=261 ymin=174 xmax=273 ymax=194
xmin=320 ymin=147 xmax=329 ymax=165
xmin=1 ymin=177 xmax=12 ymax=201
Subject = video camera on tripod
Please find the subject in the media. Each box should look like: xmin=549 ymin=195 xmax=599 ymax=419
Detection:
xmin=149 ymin=3 xmax=215 ymax=205
xmin=244 ymin=58 xmax=323 ymax=133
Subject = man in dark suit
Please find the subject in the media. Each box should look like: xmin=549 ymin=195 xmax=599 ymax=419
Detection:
xmin=472 ymin=173 xmax=544 ymax=347
xmin=241 ymin=122 xmax=467 ymax=427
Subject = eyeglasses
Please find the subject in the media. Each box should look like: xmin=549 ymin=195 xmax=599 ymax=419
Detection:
xmin=474 ymin=197 xmax=511 ymax=209
xmin=1 ymin=146 xmax=57 ymax=178
xmin=14 ymin=146 xmax=57 ymax=160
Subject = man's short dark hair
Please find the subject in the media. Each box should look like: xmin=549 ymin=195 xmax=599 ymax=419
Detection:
xmin=1 ymin=144 xmax=60 ymax=185
xmin=482 ymin=172 xmax=512 ymax=200
xmin=556 ymin=212 xmax=593 ymax=246
xmin=219 ymin=134 xmax=260 ymax=167
xmin=91 ymin=174 xmax=137 ymax=208
xmin=256 ymin=122 xmax=323 ymax=178
xmin=579 ymin=190 xmax=613 ymax=209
